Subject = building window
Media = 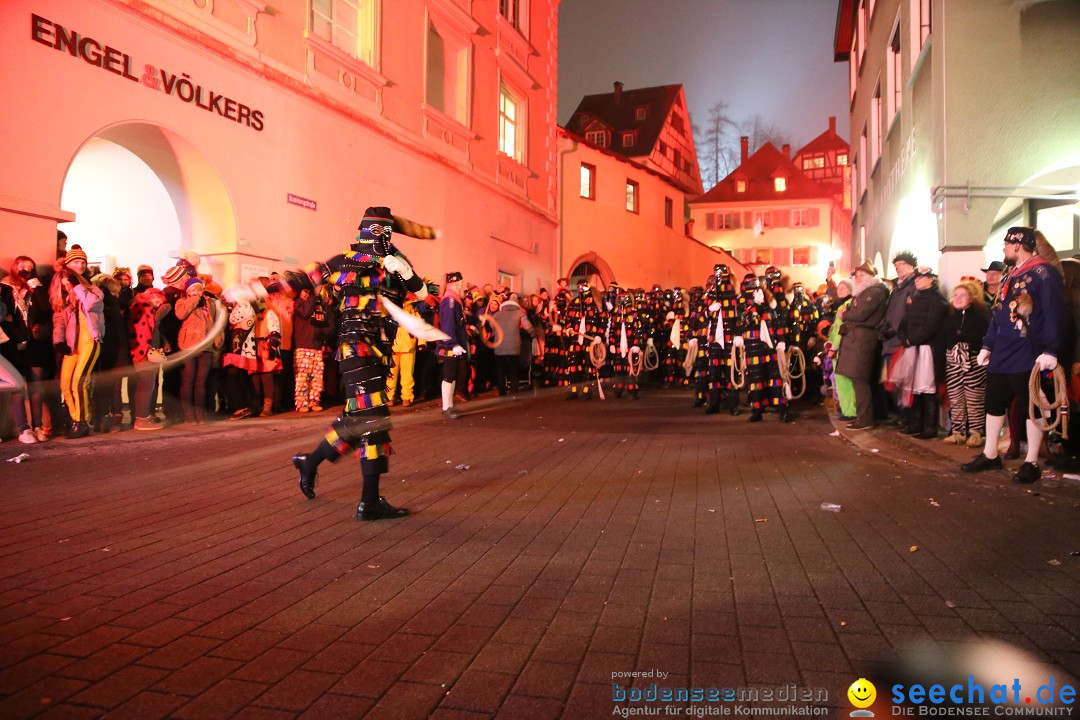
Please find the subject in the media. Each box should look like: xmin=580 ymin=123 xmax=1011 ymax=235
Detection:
xmin=792 ymin=247 xmax=813 ymax=266
xmin=849 ymin=35 xmax=857 ymax=101
xmin=857 ymin=0 xmax=867 ymax=68
xmin=736 ymin=179 xmax=747 ymax=193
xmin=871 ymin=83 xmax=882 ymax=167
xmin=579 ymin=163 xmax=595 ymax=200
xmin=717 ymin=212 xmax=738 ymax=229
xmin=635 ymin=106 xmax=648 ymax=120
xmin=858 ymin=126 xmax=867 ymax=192
xmin=312 ymin=0 xmax=378 ymax=67
xmin=499 ymin=0 xmax=525 ymax=34
xmin=625 ymin=180 xmax=639 ymax=213
xmin=803 ymin=156 xmax=825 ymax=170
xmin=911 ymin=0 xmax=931 ymax=63
xmin=887 ymin=21 xmax=902 ymax=127
xmin=670 ymin=112 xmax=685 ymax=136
xmin=499 ymin=84 xmax=524 ymax=162
xmin=426 ymin=21 xmax=470 ymax=125
xmin=621 ymin=132 xmax=636 ymax=148
xmin=792 ymin=208 xmax=809 ymax=227
xmin=837 ymin=152 xmax=848 ymax=166
xmin=774 ymin=177 xmax=787 ymax=192
xmin=664 ymin=197 xmax=674 ymax=228
xmin=496 ymin=270 xmax=519 ymax=292
xmin=659 ymin=140 xmax=669 ymax=157
xmin=586 ymin=130 xmax=607 ymax=148
xmin=772 ymin=247 xmax=793 ymax=267
xmin=753 ymin=211 xmax=772 ymax=229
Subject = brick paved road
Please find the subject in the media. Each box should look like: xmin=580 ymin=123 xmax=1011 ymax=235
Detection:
xmin=1 ymin=391 xmax=1078 ymax=719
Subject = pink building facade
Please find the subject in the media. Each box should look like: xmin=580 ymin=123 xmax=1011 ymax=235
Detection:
xmin=0 ymin=0 xmax=559 ymax=291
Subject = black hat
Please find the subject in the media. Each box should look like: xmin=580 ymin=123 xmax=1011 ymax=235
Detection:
xmin=1004 ymin=226 xmax=1037 ymax=250
xmin=913 ymin=265 xmax=937 ymax=278
xmin=355 ymin=207 xmax=395 ymax=256
xmin=445 ymin=271 xmax=463 ymax=283
xmin=982 ymin=261 xmax=1006 ymax=273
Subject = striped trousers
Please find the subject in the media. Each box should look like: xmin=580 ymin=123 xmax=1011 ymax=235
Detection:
xmin=945 ymin=342 xmax=986 ymax=436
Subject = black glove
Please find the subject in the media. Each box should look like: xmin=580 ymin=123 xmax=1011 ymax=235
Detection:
xmin=268 ymin=334 xmax=281 ymax=361
xmin=54 ymin=342 xmax=71 ymax=356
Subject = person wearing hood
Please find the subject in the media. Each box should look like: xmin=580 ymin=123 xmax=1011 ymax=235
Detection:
xmin=492 ymin=292 xmax=534 ymax=396
xmin=897 ymin=267 xmax=949 ymax=439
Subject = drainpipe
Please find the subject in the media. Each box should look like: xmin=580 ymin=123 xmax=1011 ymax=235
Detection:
xmin=557 ymin=135 xmax=579 ymax=282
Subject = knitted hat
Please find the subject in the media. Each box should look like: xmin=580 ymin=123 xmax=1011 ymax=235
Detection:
xmin=184 ymin=276 xmax=205 ymax=292
xmin=162 ymin=251 xmax=201 ymax=288
xmin=65 ymin=246 xmax=88 ymax=265
xmin=113 ymin=266 xmax=131 ymax=279
xmin=1004 ymin=226 xmax=1037 ymax=250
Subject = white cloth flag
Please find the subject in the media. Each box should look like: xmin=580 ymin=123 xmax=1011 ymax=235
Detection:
xmin=620 ymin=322 xmax=629 ymax=358
xmin=670 ymin=318 xmax=682 ymax=350
xmin=577 ymin=316 xmax=586 ymax=345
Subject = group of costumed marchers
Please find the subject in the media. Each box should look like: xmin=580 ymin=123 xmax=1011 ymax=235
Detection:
xmin=538 ymin=264 xmax=817 ymax=422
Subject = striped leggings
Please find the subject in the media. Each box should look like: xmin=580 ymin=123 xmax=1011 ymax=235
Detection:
xmin=945 ymin=342 xmax=986 ymax=435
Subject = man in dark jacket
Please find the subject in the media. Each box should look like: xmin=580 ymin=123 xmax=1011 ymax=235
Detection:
xmin=897 ymin=267 xmax=949 ymax=439
xmin=880 ymin=251 xmax=918 ymax=423
xmin=438 ymin=272 xmax=469 ymax=419
xmin=836 ymin=261 xmax=890 ymax=430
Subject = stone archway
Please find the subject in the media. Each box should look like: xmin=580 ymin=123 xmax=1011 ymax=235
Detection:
xmin=565 ymin=251 xmax=616 ymax=289
xmin=59 ymin=122 xmax=237 ymax=281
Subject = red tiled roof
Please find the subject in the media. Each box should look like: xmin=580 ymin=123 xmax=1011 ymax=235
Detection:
xmin=690 ymin=143 xmax=830 ymax=204
xmin=567 ymin=84 xmax=684 ymax=159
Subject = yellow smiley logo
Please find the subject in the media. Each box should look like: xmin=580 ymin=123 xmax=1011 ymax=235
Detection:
xmin=848 ymin=678 xmax=877 ymax=708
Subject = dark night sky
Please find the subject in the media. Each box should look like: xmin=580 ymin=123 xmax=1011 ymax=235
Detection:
xmin=558 ymin=0 xmax=850 ymax=152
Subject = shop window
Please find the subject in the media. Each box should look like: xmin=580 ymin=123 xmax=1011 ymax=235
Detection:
xmin=580 ymin=163 xmax=595 ymax=200
xmin=311 ymin=0 xmax=378 ymax=68
xmin=626 ymin=180 xmax=639 ymax=213
xmin=499 ymin=83 xmax=525 ymax=162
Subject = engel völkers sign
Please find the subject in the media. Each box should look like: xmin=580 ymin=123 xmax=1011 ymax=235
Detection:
xmin=29 ymin=13 xmax=265 ymax=132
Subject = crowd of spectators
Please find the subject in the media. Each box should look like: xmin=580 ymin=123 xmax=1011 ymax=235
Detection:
xmin=3 ymin=227 xmax=1077 ymax=487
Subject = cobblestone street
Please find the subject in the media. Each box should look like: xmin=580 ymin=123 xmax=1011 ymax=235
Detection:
xmin=1 ymin=391 xmax=1078 ymax=719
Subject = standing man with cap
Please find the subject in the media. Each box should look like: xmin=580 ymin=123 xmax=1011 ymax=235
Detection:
xmin=134 ymin=265 xmax=155 ymax=295
xmin=881 ymin=251 xmax=918 ymax=426
xmin=836 ymin=261 xmax=890 ymax=430
xmin=961 ymin=227 xmax=1064 ymax=484
xmin=438 ymin=271 xmax=469 ymax=419
xmin=982 ymin=261 xmax=1006 ymax=304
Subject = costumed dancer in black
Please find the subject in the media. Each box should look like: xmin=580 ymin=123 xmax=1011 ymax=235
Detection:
xmin=734 ymin=273 xmax=789 ymax=422
xmin=565 ymin=280 xmax=605 ymax=399
xmin=704 ymin=264 xmax=741 ymax=415
xmin=239 ymin=207 xmax=437 ymax=521
xmin=609 ymin=287 xmax=645 ymax=399
xmin=438 ymin=271 xmax=469 ymax=420
xmin=542 ymin=290 xmax=570 ymax=387
xmin=689 ymin=285 xmax=712 ymax=407
xmin=659 ymin=288 xmax=687 ymax=387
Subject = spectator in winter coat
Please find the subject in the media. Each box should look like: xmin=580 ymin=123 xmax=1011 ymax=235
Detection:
xmin=492 ymin=293 xmax=535 ymax=396
xmin=897 ymin=267 xmax=949 ymax=439
xmin=836 ymin=261 xmax=890 ymax=431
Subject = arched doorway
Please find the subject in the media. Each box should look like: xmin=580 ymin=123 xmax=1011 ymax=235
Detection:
xmin=565 ymin=251 xmax=615 ymax=290
xmin=59 ymin=123 xmax=236 ymax=282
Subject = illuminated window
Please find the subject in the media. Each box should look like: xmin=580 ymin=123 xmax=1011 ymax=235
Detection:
xmin=635 ymin=106 xmax=648 ymax=120
xmin=586 ymin=130 xmax=607 ymax=148
xmin=803 ymin=156 xmax=825 ymax=170
xmin=499 ymin=84 xmax=524 ymax=162
xmin=579 ymin=163 xmax=595 ymax=200
xmin=792 ymin=208 xmax=809 ymax=227
xmin=887 ymin=21 xmax=902 ymax=126
xmin=625 ymin=180 xmax=639 ymax=213
xmin=753 ymin=211 xmax=772 ymax=229
xmin=774 ymin=177 xmax=787 ymax=192
xmin=312 ymin=0 xmax=379 ymax=67
xmin=736 ymin=179 xmax=747 ymax=193
xmin=792 ymin=247 xmax=813 ymax=266
xmin=664 ymin=197 xmax=674 ymax=228
xmin=837 ymin=152 xmax=849 ymax=166
xmin=716 ymin=212 xmax=738 ymax=229
xmin=426 ymin=21 xmax=471 ymax=125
